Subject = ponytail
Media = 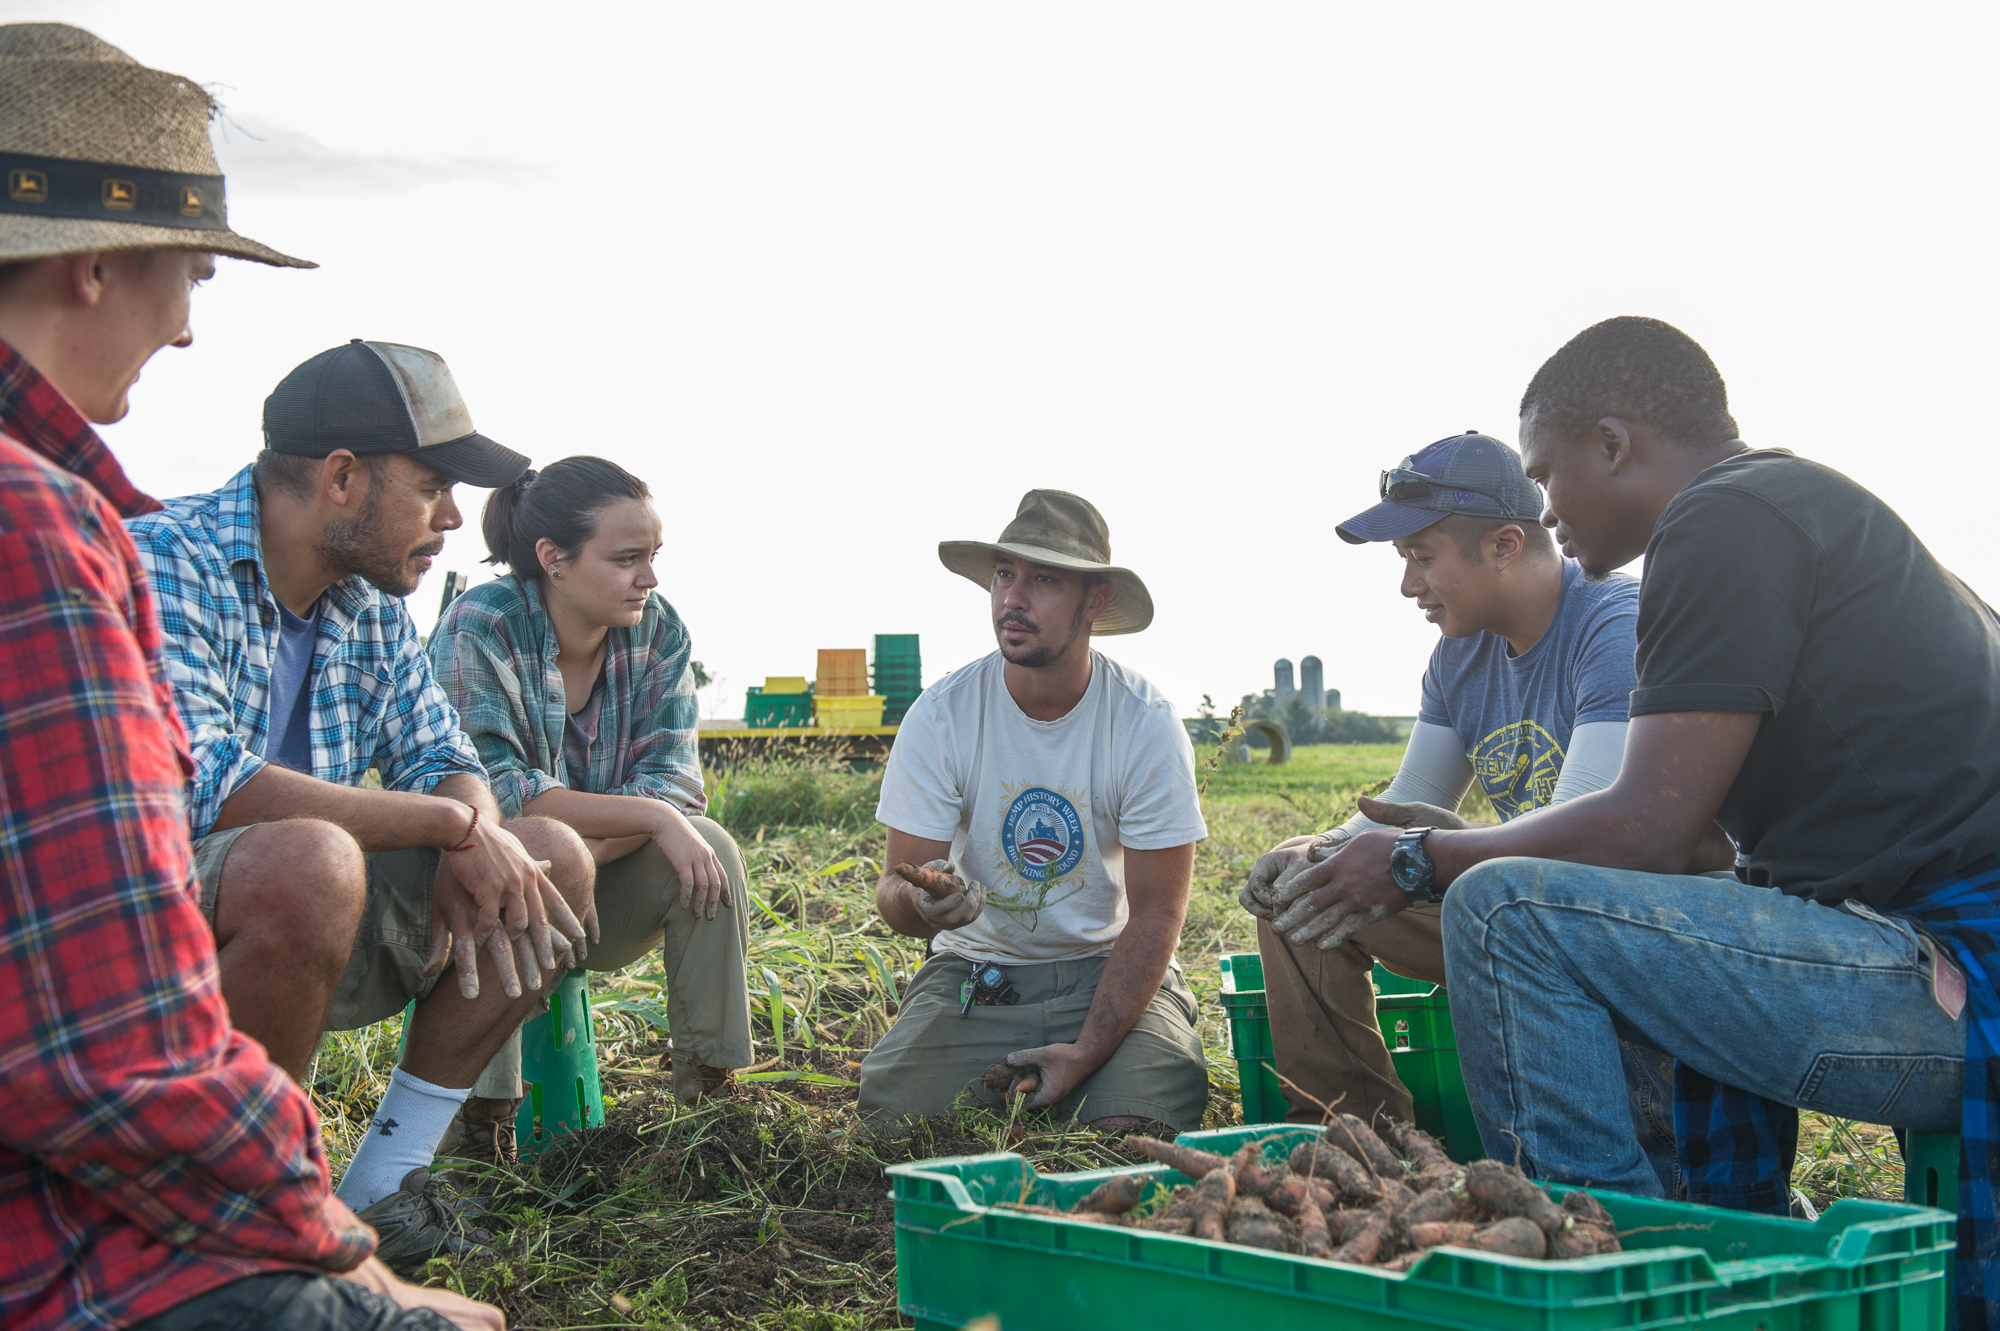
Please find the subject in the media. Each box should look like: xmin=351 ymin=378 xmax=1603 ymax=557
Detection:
xmin=480 ymin=456 xmax=651 ymax=581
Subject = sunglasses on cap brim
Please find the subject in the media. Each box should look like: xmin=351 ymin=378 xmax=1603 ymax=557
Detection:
xmin=1379 ymin=463 xmax=1525 ymax=516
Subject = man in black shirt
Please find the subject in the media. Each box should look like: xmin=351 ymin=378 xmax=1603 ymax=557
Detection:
xmin=1254 ymin=317 xmax=1997 ymax=1324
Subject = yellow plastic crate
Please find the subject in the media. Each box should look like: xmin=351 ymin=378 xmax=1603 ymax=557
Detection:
xmin=816 ymin=694 xmax=886 ymax=729
xmin=763 ymin=676 xmax=809 ymax=695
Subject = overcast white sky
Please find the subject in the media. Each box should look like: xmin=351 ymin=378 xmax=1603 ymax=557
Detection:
xmin=16 ymin=2 xmax=1999 ymax=718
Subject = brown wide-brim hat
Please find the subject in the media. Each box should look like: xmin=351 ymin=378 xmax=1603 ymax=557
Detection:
xmin=0 ymin=24 xmax=312 ymax=268
xmin=938 ymin=489 xmax=1154 ymax=635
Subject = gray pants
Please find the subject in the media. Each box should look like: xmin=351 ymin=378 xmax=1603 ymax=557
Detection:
xmin=857 ymin=953 xmax=1209 ymax=1130
xmin=473 ymin=818 xmax=755 ymax=1097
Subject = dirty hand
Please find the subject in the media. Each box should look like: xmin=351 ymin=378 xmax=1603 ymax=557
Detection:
xmin=654 ymin=804 xmax=730 ymax=920
xmin=1267 ymin=827 xmax=1408 ymax=951
xmin=1003 ymin=1042 xmax=1100 ymax=1110
xmin=1241 ymin=831 xmax=1353 ymax=919
xmin=895 ymin=860 xmax=986 ymax=929
xmin=1356 ymin=795 xmax=1470 ymax=831
xmin=339 ymin=1254 xmax=505 ymax=1330
xmin=424 ymin=840 xmax=586 ymax=1000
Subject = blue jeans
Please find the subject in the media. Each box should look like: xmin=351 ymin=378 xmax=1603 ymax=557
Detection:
xmin=1440 ymin=857 xmax=1964 ymax=1194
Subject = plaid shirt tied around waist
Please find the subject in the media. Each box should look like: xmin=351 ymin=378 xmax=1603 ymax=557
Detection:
xmin=426 ymin=573 xmax=705 ymax=818
xmin=125 ymin=465 xmax=485 ymax=838
xmin=1675 ymin=856 xmax=2000 ymax=1331
xmin=0 ymin=342 xmax=370 ymax=1331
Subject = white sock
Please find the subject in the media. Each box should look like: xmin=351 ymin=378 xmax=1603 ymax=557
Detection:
xmin=333 ymin=1067 xmax=469 ymax=1209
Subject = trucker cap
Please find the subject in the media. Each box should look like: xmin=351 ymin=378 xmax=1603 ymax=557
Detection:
xmin=262 ymin=340 xmax=529 ymax=488
xmin=1335 ymin=431 xmax=1543 ymax=545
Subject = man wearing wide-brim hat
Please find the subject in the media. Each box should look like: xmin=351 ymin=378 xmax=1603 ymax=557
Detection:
xmin=859 ymin=490 xmax=1212 ymax=1133
xmin=0 ymin=22 xmax=499 ymax=1331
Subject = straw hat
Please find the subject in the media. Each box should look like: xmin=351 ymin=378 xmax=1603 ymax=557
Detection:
xmin=938 ymin=489 xmax=1154 ymax=635
xmin=0 ymin=23 xmax=311 ymax=267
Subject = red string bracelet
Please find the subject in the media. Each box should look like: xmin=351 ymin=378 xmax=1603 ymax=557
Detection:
xmin=446 ymin=804 xmax=481 ymax=853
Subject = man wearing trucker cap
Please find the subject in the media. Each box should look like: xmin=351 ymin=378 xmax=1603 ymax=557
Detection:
xmin=1241 ymin=431 xmax=1696 ymax=1191
xmin=129 ymin=340 xmax=597 ymax=1270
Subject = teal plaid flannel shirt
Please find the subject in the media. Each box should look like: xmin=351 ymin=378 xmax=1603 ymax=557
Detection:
xmin=425 ymin=574 xmax=705 ymax=818
xmin=126 ymin=465 xmax=486 ymax=838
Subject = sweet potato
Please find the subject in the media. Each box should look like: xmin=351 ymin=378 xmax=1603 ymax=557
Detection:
xmin=1329 ymin=1207 xmax=1393 ymax=1266
xmin=1295 ymin=1199 xmax=1334 ymax=1257
xmin=1561 ymin=1189 xmax=1613 ymax=1227
xmin=1231 ymin=1142 xmax=1288 ymax=1200
xmin=1572 ymin=1220 xmax=1620 ymax=1254
xmin=1406 ymin=1221 xmax=1481 ymax=1249
xmin=1262 ymin=1172 xmax=1337 ymax=1219
xmin=1074 ymin=1174 xmax=1145 ymax=1215
xmin=1390 ymin=1123 xmax=1453 ymax=1175
xmin=1398 ymin=1186 xmax=1476 ymax=1230
xmin=1129 ymin=1136 xmax=1232 ymax=1181
xmin=1326 ymin=1206 xmax=1374 ymax=1246
xmin=1462 ymin=1160 xmax=1567 ymax=1235
xmin=1379 ymin=1249 xmax=1428 ymax=1272
xmin=1288 ymin=1140 xmax=1380 ymax=1203
xmin=1546 ymin=1225 xmax=1600 ymax=1259
xmin=1189 ymin=1166 xmax=1236 ymax=1241
xmin=1329 ymin=1113 xmax=1404 ymax=1179
xmin=1225 ymin=1197 xmax=1295 ymax=1252
xmin=1466 ymin=1216 xmax=1548 ymax=1258
xmin=979 ymin=1059 xmax=1040 ymax=1099
xmin=893 ymin=862 xmax=961 ymax=896
xmin=1142 ymin=1215 xmax=1194 ymax=1235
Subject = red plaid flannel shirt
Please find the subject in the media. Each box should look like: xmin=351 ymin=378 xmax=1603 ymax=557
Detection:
xmin=0 ymin=341 xmax=373 ymax=1330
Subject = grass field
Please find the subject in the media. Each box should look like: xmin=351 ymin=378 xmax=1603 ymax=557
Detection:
xmin=308 ymin=742 xmax=1905 ymax=1330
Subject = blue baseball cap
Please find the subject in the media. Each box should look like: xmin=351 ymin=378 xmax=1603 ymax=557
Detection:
xmin=1335 ymin=431 xmax=1543 ymax=545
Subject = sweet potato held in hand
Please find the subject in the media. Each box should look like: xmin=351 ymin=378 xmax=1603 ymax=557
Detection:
xmin=895 ymin=862 xmax=961 ymax=895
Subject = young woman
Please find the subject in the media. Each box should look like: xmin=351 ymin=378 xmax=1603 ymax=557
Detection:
xmin=428 ymin=457 xmax=751 ymax=1144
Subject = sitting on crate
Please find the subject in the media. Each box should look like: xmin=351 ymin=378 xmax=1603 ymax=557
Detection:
xmin=1242 ymin=429 xmax=1694 ymax=1195
xmin=127 ymin=343 xmax=596 ymax=1270
xmin=1260 ymin=317 xmax=2000 ymax=1328
xmin=859 ymin=490 xmax=1211 ymax=1133
xmin=430 ymin=456 xmax=753 ymax=1109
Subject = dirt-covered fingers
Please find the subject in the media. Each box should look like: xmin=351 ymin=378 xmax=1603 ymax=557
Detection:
xmin=1243 ymin=846 xmax=1304 ymax=906
xmin=1315 ymin=901 xmax=1393 ymax=949
xmin=913 ymin=879 xmax=986 ymax=929
xmin=1238 ymin=882 xmax=1276 ymax=919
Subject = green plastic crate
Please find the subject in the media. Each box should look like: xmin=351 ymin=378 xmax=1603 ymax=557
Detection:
xmin=1220 ymin=952 xmax=1480 ymax=1161
xmin=1903 ymin=1130 xmax=1959 ymax=1213
xmin=887 ymin=1123 xmax=1955 ymax=1331
xmin=744 ymin=685 xmax=813 ymax=729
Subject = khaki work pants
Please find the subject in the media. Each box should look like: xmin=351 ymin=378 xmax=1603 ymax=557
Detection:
xmin=1255 ymin=906 xmax=1446 ymax=1125
xmin=472 ymin=816 xmax=754 ymax=1097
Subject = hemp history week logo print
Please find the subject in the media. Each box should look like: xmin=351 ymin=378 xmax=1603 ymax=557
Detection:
xmin=1468 ymin=720 xmax=1565 ymax=821
xmin=993 ymin=783 xmax=1090 ymax=928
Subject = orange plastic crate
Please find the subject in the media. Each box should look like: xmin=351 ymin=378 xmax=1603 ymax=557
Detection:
xmin=816 ymin=648 xmax=869 ymax=697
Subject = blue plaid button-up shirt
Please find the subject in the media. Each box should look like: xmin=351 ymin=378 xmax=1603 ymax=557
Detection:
xmin=127 ymin=465 xmax=485 ymax=838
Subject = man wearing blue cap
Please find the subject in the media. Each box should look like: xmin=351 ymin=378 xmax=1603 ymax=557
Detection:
xmin=1242 ymin=432 xmax=1680 ymax=1174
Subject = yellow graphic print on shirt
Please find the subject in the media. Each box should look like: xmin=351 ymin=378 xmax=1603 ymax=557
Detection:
xmin=1468 ymin=721 xmax=1566 ymax=821
xmin=990 ymin=779 xmax=1093 ymax=931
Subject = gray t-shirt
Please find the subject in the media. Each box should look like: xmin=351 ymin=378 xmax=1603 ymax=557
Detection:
xmin=1418 ymin=560 xmax=1639 ymax=820
xmin=267 ymin=596 xmax=323 ymax=772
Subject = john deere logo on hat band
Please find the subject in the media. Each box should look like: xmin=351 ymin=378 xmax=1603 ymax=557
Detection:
xmin=0 ymin=151 xmax=226 ymax=231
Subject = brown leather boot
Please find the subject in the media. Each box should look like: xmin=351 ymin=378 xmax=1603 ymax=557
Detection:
xmin=667 ymin=1050 xmax=736 ymax=1105
xmin=437 ymin=1095 xmax=522 ymax=1164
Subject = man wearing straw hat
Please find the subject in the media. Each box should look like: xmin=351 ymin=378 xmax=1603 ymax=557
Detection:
xmin=0 ymin=22 xmax=498 ymax=1331
xmin=860 ymin=490 xmax=1211 ymax=1132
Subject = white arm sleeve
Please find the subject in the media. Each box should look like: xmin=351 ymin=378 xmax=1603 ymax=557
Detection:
xmin=1541 ymin=720 xmax=1628 ymax=808
xmin=1334 ymin=720 xmax=1473 ymax=834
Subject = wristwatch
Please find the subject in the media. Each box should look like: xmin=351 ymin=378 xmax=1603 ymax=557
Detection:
xmin=1389 ymin=827 xmax=1443 ymax=904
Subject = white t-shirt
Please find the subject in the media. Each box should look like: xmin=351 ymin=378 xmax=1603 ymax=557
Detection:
xmin=876 ymin=650 xmax=1209 ymax=964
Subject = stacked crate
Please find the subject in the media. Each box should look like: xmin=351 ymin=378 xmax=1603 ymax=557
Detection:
xmin=814 ymin=649 xmax=885 ymax=729
xmin=744 ymin=676 xmax=812 ymax=729
xmin=873 ymin=634 xmax=922 ymax=725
